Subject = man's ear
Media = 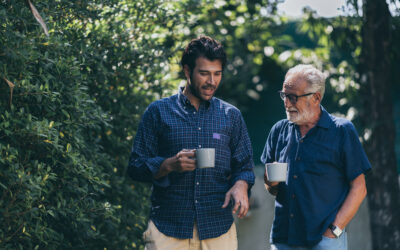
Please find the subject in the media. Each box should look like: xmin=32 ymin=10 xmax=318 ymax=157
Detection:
xmin=314 ymin=92 xmax=322 ymax=104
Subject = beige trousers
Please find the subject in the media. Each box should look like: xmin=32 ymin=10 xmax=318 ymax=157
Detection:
xmin=143 ymin=220 xmax=238 ymax=250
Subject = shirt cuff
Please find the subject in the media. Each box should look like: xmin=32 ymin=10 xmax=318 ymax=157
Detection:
xmin=146 ymin=156 xmax=170 ymax=188
xmin=232 ymin=170 xmax=255 ymax=191
xmin=233 ymin=170 xmax=255 ymax=183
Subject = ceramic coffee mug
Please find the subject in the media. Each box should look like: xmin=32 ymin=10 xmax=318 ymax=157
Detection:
xmin=196 ymin=148 xmax=215 ymax=168
xmin=265 ymin=162 xmax=288 ymax=182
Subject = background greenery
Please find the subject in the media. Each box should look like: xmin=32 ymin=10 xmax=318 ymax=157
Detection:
xmin=1 ymin=0 xmax=399 ymax=249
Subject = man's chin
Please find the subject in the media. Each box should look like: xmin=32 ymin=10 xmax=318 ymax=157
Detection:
xmin=286 ymin=112 xmax=295 ymax=119
xmin=200 ymin=94 xmax=213 ymax=101
xmin=287 ymin=114 xmax=299 ymax=124
xmin=288 ymin=117 xmax=308 ymax=125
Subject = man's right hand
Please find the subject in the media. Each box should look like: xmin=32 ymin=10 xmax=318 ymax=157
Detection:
xmin=264 ymin=170 xmax=279 ymax=195
xmin=155 ymin=149 xmax=196 ymax=179
xmin=167 ymin=149 xmax=196 ymax=172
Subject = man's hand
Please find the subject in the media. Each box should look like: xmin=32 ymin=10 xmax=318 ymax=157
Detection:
xmin=155 ymin=149 xmax=196 ymax=178
xmin=264 ymin=168 xmax=279 ymax=195
xmin=222 ymin=180 xmax=249 ymax=219
xmin=323 ymin=228 xmax=336 ymax=238
xmin=168 ymin=149 xmax=196 ymax=172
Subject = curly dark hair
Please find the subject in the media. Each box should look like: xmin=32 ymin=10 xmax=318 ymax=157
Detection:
xmin=181 ymin=36 xmax=227 ymax=74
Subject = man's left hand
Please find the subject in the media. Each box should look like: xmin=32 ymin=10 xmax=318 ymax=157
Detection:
xmin=323 ymin=228 xmax=336 ymax=238
xmin=222 ymin=180 xmax=249 ymax=219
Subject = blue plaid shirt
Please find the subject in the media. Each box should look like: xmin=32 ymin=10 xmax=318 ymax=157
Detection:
xmin=128 ymin=87 xmax=255 ymax=240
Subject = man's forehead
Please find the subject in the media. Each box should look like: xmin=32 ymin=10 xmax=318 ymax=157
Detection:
xmin=283 ymin=81 xmax=296 ymax=89
xmin=195 ymin=57 xmax=222 ymax=71
xmin=283 ymin=75 xmax=307 ymax=90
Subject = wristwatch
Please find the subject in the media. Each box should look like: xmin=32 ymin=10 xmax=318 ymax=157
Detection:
xmin=328 ymin=224 xmax=343 ymax=238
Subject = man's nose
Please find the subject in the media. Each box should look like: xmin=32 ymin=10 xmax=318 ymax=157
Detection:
xmin=206 ymin=74 xmax=216 ymax=85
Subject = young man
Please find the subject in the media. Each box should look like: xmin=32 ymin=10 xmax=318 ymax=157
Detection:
xmin=128 ymin=36 xmax=255 ymax=250
xmin=262 ymin=64 xmax=371 ymax=250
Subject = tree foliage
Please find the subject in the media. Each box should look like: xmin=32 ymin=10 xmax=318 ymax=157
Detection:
xmin=1 ymin=0 xmax=399 ymax=249
xmin=0 ymin=0 xmax=192 ymax=248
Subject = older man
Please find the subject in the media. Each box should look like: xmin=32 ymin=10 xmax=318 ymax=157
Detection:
xmin=261 ymin=64 xmax=371 ymax=250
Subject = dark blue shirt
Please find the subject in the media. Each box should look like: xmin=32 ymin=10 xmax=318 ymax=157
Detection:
xmin=128 ymin=88 xmax=255 ymax=240
xmin=261 ymin=106 xmax=371 ymax=247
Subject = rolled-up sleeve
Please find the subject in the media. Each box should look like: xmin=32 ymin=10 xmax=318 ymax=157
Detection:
xmin=127 ymin=104 xmax=170 ymax=187
xmin=341 ymin=122 xmax=372 ymax=181
xmin=260 ymin=120 xmax=284 ymax=164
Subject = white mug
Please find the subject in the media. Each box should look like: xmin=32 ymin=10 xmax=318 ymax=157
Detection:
xmin=196 ymin=148 xmax=215 ymax=168
xmin=265 ymin=162 xmax=288 ymax=182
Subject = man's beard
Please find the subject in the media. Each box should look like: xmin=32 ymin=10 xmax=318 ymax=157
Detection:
xmin=286 ymin=104 xmax=313 ymax=125
xmin=188 ymin=74 xmax=217 ymax=101
xmin=188 ymin=75 xmax=202 ymax=100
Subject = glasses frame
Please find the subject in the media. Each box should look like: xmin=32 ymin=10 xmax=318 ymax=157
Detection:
xmin=278 ymin=91 xmax=315 ymax=104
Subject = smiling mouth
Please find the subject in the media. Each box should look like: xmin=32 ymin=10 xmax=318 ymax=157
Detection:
xmin=202 ymin=86 xmax=216 ymax=95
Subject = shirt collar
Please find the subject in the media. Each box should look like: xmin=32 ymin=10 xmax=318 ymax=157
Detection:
xmin=178 ymin=86 xmax=191 ymax=107
xmin=315 ymin=105 xmax=332 ymax=129
xmin=178 ymin=86 xmax=213 ymax=109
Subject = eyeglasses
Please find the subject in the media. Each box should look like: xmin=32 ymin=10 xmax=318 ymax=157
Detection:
xmin=278 ymin=91 xmax=315 ymax=104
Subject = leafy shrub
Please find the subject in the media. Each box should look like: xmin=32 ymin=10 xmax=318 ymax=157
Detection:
xmin=0 ymin=0 xmax=189 ymax=248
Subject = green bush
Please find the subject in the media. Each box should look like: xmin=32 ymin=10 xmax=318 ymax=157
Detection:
xmin=0 ymin=0 xmax=190 ymax=248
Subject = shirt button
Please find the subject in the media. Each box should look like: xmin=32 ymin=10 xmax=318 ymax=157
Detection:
xmin=292 ymin=194 xmax=296 ymax=199
xmin=198 ymin=145 xmax=202 ymax=148
xmin=198 ymin=127 xmax=201 ymax=130
xmin=300 ymin=139 xmax=304 ymax=143
xmin=193 ymin=111 xmax=196 ymax=114
xmin=293 ymin=175 xmax=298 ymax=179
xmin=195 ymin=200 xmax=198 ymax=203
xmin=290 ymin=213 xmax=294 ymax=218
xmin=196 ymin=182 xmax=199 ymax=185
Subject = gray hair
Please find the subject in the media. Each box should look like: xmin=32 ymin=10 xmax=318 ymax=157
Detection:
xmin=285 ymin=64 xmax=326 ymax=99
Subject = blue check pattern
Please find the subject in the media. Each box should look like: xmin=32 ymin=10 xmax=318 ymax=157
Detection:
xmin=128 ymin=88 xmax=255 ymax=240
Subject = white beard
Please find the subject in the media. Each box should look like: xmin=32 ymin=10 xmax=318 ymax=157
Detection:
xmin=286 ymin=105 xmax=314 ymax=125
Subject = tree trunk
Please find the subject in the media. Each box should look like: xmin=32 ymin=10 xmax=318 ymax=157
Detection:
xmin=360 ymin=0 xmax=400 ymax=249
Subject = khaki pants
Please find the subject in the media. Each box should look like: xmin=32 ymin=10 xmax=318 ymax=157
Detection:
xmin=143 ymin=220 xmax=238 ymax=250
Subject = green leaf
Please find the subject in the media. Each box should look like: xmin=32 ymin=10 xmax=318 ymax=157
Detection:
xmin=0 ymin=181 xmax=7 ymax=190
